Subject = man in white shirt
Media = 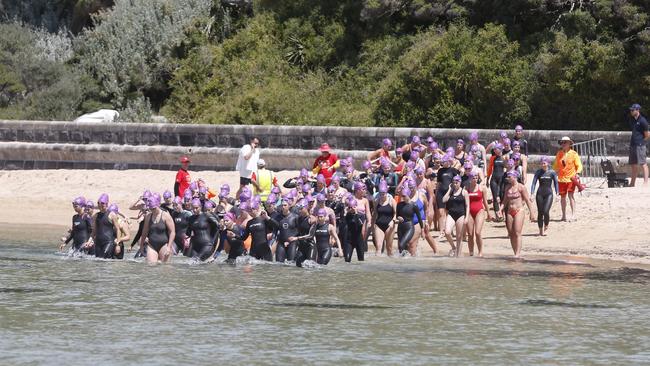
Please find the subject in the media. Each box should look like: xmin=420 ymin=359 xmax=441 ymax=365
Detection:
xmin=235 ymin=136 xmax=260 ymax=198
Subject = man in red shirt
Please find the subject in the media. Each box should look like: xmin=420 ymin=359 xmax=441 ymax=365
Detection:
xmin=174 ymin=156 xmax=191 ymax=197
xmin=312 ymin=143 xmax=340 ymax=185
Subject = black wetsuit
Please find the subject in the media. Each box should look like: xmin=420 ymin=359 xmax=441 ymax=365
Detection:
xmin=396 ymin=201 xmax=423 ymax=253
xmin=95 ymin=211 xmax=117 ymax=259
xmin=273 ymin=211 xmax=299 ymax=262
xmin=66 ymin=214 xmax=92 ymax=252
xmin=343 ymin=210 xmax=366 ymax=262
xmin=295 ymin=214 xmax=316 ymax=267
xmin=531 ymin=168 xmax=559 ymax=229
xmin=187 ymin=212 xmax=219 ymax=261
xmin=514 ymin=137 xmax=528 ymax=156
xmin=314 ymin=223 xmax=333 ymax=265
xmin=375 ymin=199 xmax=394 ymax=232
xmin=172 ymin=210 xmax=191 ymax=255
xmin=436 ymin=167 xmax=460 ymax=208
xmin=147 ymin=213 xmax=169 ymax=252
xmin=225 ymin=224 xmax=246 ymax=261
xmin=489 ymin=156 xmax=506 ymax=213
xmin=446 ymin=189 xmax=466 ymax=221
xmin=239 ymin=216 xmax=278 ymax=261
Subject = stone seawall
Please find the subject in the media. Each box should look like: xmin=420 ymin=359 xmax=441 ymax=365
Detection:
xmin=0 ymin=120 xmax=639 ymax=175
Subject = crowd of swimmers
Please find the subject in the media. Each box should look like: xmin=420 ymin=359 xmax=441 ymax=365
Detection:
xmin=60 ymin=126 xmax=584 ymax=264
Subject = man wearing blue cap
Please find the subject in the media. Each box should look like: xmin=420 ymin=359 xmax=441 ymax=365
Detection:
xmin=628 ymin=103 xmax=649 ymax=186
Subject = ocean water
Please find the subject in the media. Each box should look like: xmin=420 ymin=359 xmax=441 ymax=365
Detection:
xmin=1 ymin=232 xmax=649 ymax=365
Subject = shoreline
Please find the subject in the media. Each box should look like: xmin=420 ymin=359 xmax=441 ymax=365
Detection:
xmin=2 ymin=169 xmax=649 ymax=265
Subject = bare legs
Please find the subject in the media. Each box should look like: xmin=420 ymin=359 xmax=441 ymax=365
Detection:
xmin=146 ymin=245 xmax=171 ymax=263
xmin=444 ymin=215 xmax=465 ymax=256
xmin=505 ymin=211 xmax=525 ymax=257
xmin=560 ymin=192 xmax=576 ymax=221
xmin=630 ymin=164 xmax=649 ymax=187
xmin=373 ymin=224 xmax=395 ymax=256
xmin=466 ymin=210 xmax=486 ymax=257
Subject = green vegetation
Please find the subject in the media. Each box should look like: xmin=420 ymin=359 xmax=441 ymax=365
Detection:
xmin=1 ymin=0 xmax=649 ymax=129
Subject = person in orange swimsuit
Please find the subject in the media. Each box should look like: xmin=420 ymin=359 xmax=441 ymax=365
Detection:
xmin=465 ymin=172 xmax=492 ymax=257
xmin=501 ymin=171 xmax=535 ymax=258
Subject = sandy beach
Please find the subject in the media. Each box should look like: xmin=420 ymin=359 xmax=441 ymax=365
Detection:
xmin=1 ymin=169 xmax=649 ymax=264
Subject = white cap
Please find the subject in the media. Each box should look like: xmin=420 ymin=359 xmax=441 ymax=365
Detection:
xmin=257 ymin=159 xmax=266 ymax=167
xmin=558 ymin=136 xmax=574 ymax=145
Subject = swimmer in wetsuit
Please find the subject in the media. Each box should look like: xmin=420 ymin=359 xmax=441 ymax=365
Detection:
xmin=436 ymin=154 xmax=460 ymax=235
xmin=271 ymin=198 xmax=300 ymax=262
xmin=234 ymin=198 xmax=278 ymax=261
xmin=465 ymin=172 xmax=493 ymax=257
xmin=487 ymin=143 xmax=506 ymax=221
xmin=530 ymin=157 xmax=559 ymax=236
xmin=171 ymin=196 xmax=192 ymax=255
xmin=289 ymin=199 xmax=317 ymax=267
xmin=291 ymin=208 xmax=341 ymax=265
xmin=139 ymin=193 xmax=175 ymax=263
xmin=108 ymin=203 xmax=130 ymax=260
xmin=372 ymin=180 xmax=396 ymax=256
xmin=60 ymin=196 xmax=93 ymax=254
xmin=442 ymin=175 xmax=470 ymax=257
xmin=395 ymin=187 xmax=423 ymax=256
xmin=90 ymin=193 xmax=123 ymax=259
xmin=501 ymin=171 xmax=535 ymax=257
xmin=187 ymin=198 xmax=220 ymax=261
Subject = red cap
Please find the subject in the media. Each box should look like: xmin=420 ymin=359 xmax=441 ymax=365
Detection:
xmin=180 ymin=156 xmax=190 ymax=163
xmin=319 ymin=143 xmax=331 ymax=152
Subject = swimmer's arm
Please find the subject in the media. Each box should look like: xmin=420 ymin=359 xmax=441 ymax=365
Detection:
xmin=481 ymin=186 xmax=492 ymax=219
xmin=139 ymin=213 xmax=151 ymax=249
xmin=521 ymin=156 xmax=528 ymax=184
xmin=552 ymin=171 xmax=560 ymax=195
xmin=110 ymin=213 xmax=122 ymax=244
xmin=90 ymin=213 xmax=97 ymax=243
xmin=296 ymin=224 xmax=316 ymax=241
xmin=530 ymin=170 xmax=540 ymax=194
xmin=521 ymin=185 xmax=534 ymax=219
xmin=367 ymin=149 xmax=381 ymax=161
xmin=329 ymin=224 xmax=342 ymax=253
xmin=442 ymin=187 xmax=452 ymax=203
xmin=464 ymin=191 xmax=470 ymax=220
xmin=120 ymin=221 xmax=131 ymax=244
xmin=164 ymin=213 xmax=175 ymax=250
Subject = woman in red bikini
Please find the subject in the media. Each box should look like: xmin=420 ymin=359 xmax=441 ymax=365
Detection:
xmin=465 ymin=171 xmax=492 ymax=257
xmin=501 ymin=171 xmax=535 ymax=258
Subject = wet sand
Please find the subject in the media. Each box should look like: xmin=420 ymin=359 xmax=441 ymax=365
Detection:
xmin=2 ymin=169 xmax=649 ymax=264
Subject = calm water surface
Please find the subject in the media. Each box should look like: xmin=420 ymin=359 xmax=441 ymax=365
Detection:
xmin=1 ymin=228 xmax=649 ymax=365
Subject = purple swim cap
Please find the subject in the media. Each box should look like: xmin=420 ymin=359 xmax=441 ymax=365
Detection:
xmin=219 ymin=188 xmax=229 ymax=198
xmin=400 ymin=187 xmax=411 ymax=197
xmin=331 ymin=175 xmax=341 ymax=183
xmin=108 ymin=203 xmax=119 ymax=214
xmin=414 ymin=166 xmax=424 ymax=175
xmin=249 ymin=200 xmax=259 ymax=211
xmin=470 ymin=145 xmax=479 ymax=153
xmin=346 ymin=198 xmax=358 ymax=208
xmin=183 ymin=188 xmax=192 ymax=197
xmin=147 ymin=195 xmax=161 ymax=209
xmin=315 ymin=174 xmax=325 ymax=184
xmin=506 ymin=159 xmax=515 ymax=167
xmin=445 ymin=147 xmax=454 ymax=154
xmin=220 ymin=184 xmax=230 ymax=192
xmin=452 ymin=175 xmax=462 ymax=182
xmin=224 ymin=212 xmax=236 ymax=222
xmin=428 ymin=141 xmax=439 ymax=150
xmin=142 ymin=190 xmax=152 ymax=199
xmin=204 ymin=200 xmax=215 ymax=210
xmin=239 ymin=201 xmax=250 ymax=212
xmin=316 ymin=208 xmax=327 ymax=217
xmin=469 ymin=132 xmax=479 ymax=141
xmin=316 ymin=193 xmax=326 ymax=202
xmin=512 ymin=152 xmax=521 ymax=161
xmin=406 ymin=161 xmax=416 ymax=170
xmin=327 ymin=185 xmax=337 ymax=193
xmin=267 ymin=193 xmax=278 ymax=204
xmin=396 ymin=147 xmax=403 ymax=154
xmin=382 ymin=138 xmax=392 ymax=147
xmin=340 ymin=158 xmax=349 ymax=167
xmin=190 ymin=198 xmax=201 ymax=208
xmin=407 ymin=179 xmax=416 ymax=189
xmin=72 ymin=196 xmax=86 ymax=206
xmin=441 ymin=154 xmax=452 ymax=163
xmin=163 ymin=190 xmax=172 ymax=199
xmin=354 ymin=181 xmax=365 ymax=192
xmin=500 ymin=131 xmax=508 ymax=139
xmin=507 ymin=170 xmax=520 ymax=178
xmin=252 ymin=194 xmax=262 ymax=205
xmin=295 ymin=198 xmax=308 ymax=209
xmin=503 ymin=138 xmax=511 ymax=146
xmin=463 ymin=161 xmax=473 ymax=170
xmin=409 ymin=152 xmax=418 ymax=162
xmin=411 ymin=136 xmax=420 ymax=144
xmin=467 ymin=171 xmax=477 ymax=179
xmin=289 ymin=188 xmax=298 ymax=198
xmin=85 ymin=201 xmax=95 ymax=209
xmin=378 ymin=180 xmax=388 ymax=193
xmin=362 ymin=160 xmax=372 ymax=170
xmin=494 ymin=143 xmax=504 ymax=151
xmin=302 ymin=183 xmax=311 ymax=193
xmin=300 ymin=168 xmax=309 ymax=178
xmin=344 ymin=166 xmax=354 ymax=174
xmin=190 ymin=182 xmax=198 ymax=191
xmin=541 ymin=156 xmax=550 ymax=164
xmin=173 ymin=196 xmax=183 ymax=205
xmin=184 ymin=190 xmax=193 ymax=201
xmin=305 ymin=194 xmax=315 ymax=203
xmin=515 ymin=124 xmax=523 ymax=131
xmin=271 ymin=186 xmax=281 ymax=194
xmin=199 ymin=186 xmax=207 ymax=194
xmin=433 ymin=153 xmax=442 ymax=160
xmin=457 ymin=139 xmax=465 ymax=146
xmin=512 ymin=140 xmax=521 ymax=147
xmin=98 ymin=193 xmax=109 ymax=204
xmin=426 ymin=136 xmax=434 ymax=143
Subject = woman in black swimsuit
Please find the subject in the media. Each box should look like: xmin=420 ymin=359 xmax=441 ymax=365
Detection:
xmin=443 ymin=175 xmax=469 ymax=257
xmin=372 ymin=180 xmax=396 ymax=256
xmin=139 ymin=194 xmax=175 ymax=263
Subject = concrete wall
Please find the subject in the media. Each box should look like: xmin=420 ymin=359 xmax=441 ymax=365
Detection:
xmin=0 ymin=120 xmax=638 ymax=174
xmin=0 ymin=120 xmax=634 ymax=155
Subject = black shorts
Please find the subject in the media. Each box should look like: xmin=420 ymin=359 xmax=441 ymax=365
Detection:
xmin=240 ymin=177 xmax=252 ymax=186
xmin=629 ymin=145 xmax=647 ymax=165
